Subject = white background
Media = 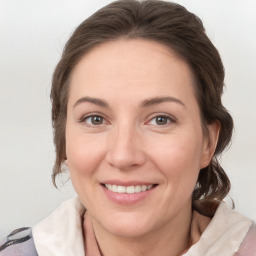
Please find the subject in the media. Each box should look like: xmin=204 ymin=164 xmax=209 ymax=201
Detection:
xmin=0 ymin=0 xmax=255 ymax=239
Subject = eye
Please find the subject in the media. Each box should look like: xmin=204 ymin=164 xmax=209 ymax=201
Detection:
xmin=83 ymin=115 xmax=105 ymax=126
xmin=148 ymin=115 xmax=174 ymax=126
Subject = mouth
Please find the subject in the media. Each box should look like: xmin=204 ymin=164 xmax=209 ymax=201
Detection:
xmin=102 ymin=184 xmax=158 ymax=194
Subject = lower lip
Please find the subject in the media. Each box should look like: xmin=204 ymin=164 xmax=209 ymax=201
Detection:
xmin=101 ymin=185 xmax=157 ymax=205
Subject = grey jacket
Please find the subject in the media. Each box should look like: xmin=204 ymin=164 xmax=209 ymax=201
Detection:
xmin=0 ymin=227 xmax=38 ymax=256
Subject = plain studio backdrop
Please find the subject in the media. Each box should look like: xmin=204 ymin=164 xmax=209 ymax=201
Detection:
xmin=0 ymin=0 xmax=255 ymax=238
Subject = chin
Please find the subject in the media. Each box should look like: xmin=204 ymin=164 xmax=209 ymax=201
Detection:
xmin=96 ymin=211 xmax=155 ymax=238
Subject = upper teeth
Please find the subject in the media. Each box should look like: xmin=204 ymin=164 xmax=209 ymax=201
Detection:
xmin=105 ymin=184 xmax=153 ymax=194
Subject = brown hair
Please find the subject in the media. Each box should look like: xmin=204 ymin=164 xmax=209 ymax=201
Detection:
xmin=51 ymin=0 xmax=233 ymax=202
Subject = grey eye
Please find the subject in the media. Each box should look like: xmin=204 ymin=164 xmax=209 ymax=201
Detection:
xmin=86 ymin=115 xmax=104 ymax=125
xmin=155 ymin=116 xmax=169 ymax=125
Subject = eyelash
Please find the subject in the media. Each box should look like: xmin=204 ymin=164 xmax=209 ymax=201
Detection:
xmin=146 ymin=114 xmax=176 ymax=126
xmin=79 ymin=113 xmax=108 ymax=127
xmin=80 ymin=113 xmax=176 ymax=128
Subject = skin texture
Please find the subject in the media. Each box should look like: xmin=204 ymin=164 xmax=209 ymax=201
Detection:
xmin=65 ymin=39 xmax=219 ymax=256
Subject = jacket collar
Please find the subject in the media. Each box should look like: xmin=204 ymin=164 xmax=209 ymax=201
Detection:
xmin=32 ymin=197 xmax=253 ymax=256
xmin=33 ymin=197 xmax=86 ymax=256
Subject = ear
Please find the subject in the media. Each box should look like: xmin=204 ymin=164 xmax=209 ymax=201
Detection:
xmin=200 ymin=121 xmax=220 ymax=169
xmin=64 ymin=159 xmax=69 ymax=167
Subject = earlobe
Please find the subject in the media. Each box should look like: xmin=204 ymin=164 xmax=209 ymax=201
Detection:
xmin=64 ymin=159 xmax=69 ymax=167
xmin=200 ymin=121 xmax=220 ymax=168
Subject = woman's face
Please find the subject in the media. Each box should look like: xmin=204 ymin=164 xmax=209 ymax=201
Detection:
xmin=66 ymin=39 xmax=218 ymax=238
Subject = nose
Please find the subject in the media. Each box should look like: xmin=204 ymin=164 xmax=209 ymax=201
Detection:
xmin=105 ymin=124 xmax=146 ymax=170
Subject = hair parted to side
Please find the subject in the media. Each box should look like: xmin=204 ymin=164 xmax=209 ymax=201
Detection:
xmin=51 ymin=0 xmax=233 ymax=202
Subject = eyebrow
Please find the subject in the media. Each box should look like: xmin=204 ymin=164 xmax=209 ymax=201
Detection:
xmin=141 ymin=97 xmax=185 ymax=107
xmin=73 ymin=96 xmax=185 ymax=109
xmin=73 ymin=96 xmax=109 ymax=108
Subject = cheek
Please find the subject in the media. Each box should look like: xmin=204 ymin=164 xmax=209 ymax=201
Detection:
xmin=66 ymin=132 xmax=106 ymax=179
xmin=148 ymin=134 xmax=202 ymax=184
xmin=151 ymin=133 xmax=202 ymax=164
xmin=65 ymin=134 xmax=107 ymax=208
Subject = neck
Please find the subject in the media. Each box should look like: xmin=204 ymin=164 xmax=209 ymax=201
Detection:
xmin=84 ymin=205 xmax=193 ymax=256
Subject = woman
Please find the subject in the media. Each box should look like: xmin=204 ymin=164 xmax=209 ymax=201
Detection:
xmin=1 ymin=0 xmax=255 ymax=255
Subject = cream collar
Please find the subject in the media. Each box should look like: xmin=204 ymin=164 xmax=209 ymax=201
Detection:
xmin=32 ymin=197 xmax=253 ymax=256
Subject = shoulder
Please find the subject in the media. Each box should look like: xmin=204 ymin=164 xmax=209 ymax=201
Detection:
xmin=0 ymin=227 xmax=38 ymax=256
xmin=186 ymin=201 xmax=254 ymax=256
xmin=236 ymin=223 xmax=256 ymax=256
xmin=32 ymin=197 xmax=86 ymax=255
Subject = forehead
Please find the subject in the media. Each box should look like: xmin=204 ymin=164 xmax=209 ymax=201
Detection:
xmin=69 ymin=39 xmax=197 ymax=105
xmin=71 ymin=39 xmax=190 ymax=77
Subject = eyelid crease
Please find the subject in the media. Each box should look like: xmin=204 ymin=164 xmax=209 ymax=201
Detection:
xmin=78 ymin=112 xmax=109 ymax=124
xmin=145 ymin=112 xmax=178 ymax=123
xmin=77 ymin=112 xmax=177 ymax=127
xmin=142 ymin=114 xmax=177 ymax=129
xmin=79 ymin=115 xmax=109 ymax=129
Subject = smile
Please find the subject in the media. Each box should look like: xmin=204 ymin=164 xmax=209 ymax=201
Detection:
xmin=104 ymin=184 xmax=154 ymax=194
